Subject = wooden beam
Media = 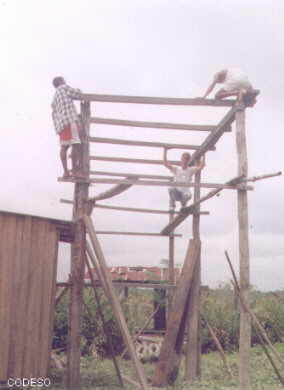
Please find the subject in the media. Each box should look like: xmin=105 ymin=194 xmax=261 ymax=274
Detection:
xmin=87 ymin=177 xmax=253 ymax=190
xmin=60 ymin=199 xmax=210 ymax=216
xmin=152 ymin=239 xmax=200 ymax=387
xmin=89 ymin=176 xmax=138 ymax=202
xmin=245 ymin=171 xmax=282 ymax=183
xmin=235 ymin=109 xmax=251 ymax=390
xmin=88 ymin=136 xmax=216 ymax=151
xmin=94 ymin=203 xmax=179 ymax=215
xmin=57 ymin=281 xmax=177 ymax=289
xmin=185 ymin=170 xmax=202 ymax=380
xmin=84 ymin=216 xmax=149 ymax=390
xmin=91 ymin=169 xmax=172 ymax=180
xmin=190 ymin=107 xmax=237 ymax=164
xmin=95 ymin=231 xmax=182 ymax=237
xmin=161 ymin=175 xmax=245 ymax=235
xmin=90 ymin=155 xmax=181 ymax=166
xmin=90 ymin=116 xmax=226 ymax=132
xmin=76 ymin=93 xmax=235 ymax=106
xmin=66 ymin=101 xmax=90 ymax=389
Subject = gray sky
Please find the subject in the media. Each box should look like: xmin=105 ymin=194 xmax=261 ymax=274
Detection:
xmin=1 ymin=0 xmax=283 ymax=290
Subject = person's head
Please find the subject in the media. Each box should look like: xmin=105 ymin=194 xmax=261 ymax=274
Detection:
xmin=214 ymin=70 xmax=226 ymax=83
xmin=181 ymin=152 xmax=191 ymax=168
xmin=52 ymin=76 xmax=65 ymax=88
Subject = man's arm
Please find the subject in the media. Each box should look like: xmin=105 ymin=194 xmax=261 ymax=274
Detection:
xmin=163 ymin=148 xmax=176 ymax=174
xmin=65 ymin=85 xmax=82 ymax=99
xmin=202 ymin=78 xmax=217 ymax=99
xmin=194 ymin=155 xmax=206 ymax=172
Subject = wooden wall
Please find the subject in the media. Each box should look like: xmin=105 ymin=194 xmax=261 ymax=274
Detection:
xmin=0 ymin=212 xmax=59 ymax=381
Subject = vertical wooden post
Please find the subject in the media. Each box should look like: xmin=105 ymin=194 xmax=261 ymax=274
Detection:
xmin=235 ymin=108 xmax=251 ymax=390
xmin=185 ymin=170 xmax=201 ymax=380
xmin=168 ymin=211 xmax=175 ymax=313
xmin=66 ymin=102 xmax=90 ymax=389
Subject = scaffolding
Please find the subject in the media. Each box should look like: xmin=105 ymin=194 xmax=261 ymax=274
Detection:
xmin=57 ymin=90 xmax=281 ymax=389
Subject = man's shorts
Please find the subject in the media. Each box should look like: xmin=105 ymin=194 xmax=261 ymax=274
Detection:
xmin=59 ymin=122 xmax=81 ymax=146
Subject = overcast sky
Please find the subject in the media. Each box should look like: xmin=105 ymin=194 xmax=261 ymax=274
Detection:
xmin=1 ymin=0 xmax=283 ymax=290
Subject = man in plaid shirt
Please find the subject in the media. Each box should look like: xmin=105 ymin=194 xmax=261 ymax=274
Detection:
xmin=51 ymin=76 xmax=83 ymax=178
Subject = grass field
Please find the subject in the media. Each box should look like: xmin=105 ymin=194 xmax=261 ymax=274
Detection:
xmin=48 ymin=343 xmax=284 ymax=389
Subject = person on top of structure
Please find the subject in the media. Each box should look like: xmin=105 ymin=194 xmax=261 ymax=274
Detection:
xmin=163 ymin=148 xmax=205 ymax=212
xmin=51 ymin=76 xmax=83 ymax=178
xmin=202 ymin=68 xmax=253 ymax=102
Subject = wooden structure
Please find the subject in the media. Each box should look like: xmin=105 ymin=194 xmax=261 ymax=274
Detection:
xmin=0 ymin=210 xmax=71 ymax=383
xmin=56 ymin=90 xmax=267 ymax=389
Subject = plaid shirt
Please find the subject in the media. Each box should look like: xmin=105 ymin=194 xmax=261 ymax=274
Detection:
xmin=51 ymin=84 xmax=82 ymax=134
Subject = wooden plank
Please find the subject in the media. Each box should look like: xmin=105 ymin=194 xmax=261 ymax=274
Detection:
xmin=91 ymin=116 xmax=223 ymax=132
xmin=11 ymin=216 xmax=33 ymax=378
xmin=58 ymin=281 xmax=177 ymax=289
xmin=161 ymin=175 xmax=245 ymax=235
xmin=152 ymin=239 xmax=200 ymax=387
xmin=89 ymin=136 xmax=215 ymax=151
xmin=90 ymin=176 xmax=138 ymax=202
xmin=94 ymin=203 xmax=179 ymax=215
xmin=88 ymin=177 xmax=252 ymax=190
xmin=185 ymin=170 xmax=202 ymax=380
xmin=61 ymin=199 xmax=210 ymax=217
xmin=91 ymin=169 xmax=172 ymax=180
xmin=190 ymin=107 xmax=237 ymax=164
xmin=67 ymin=101 xmax=90 ymax=389
xmin=236 ymin=109 xmax=251 ymax=390
xmin=22 ymin=218 xmax=44 ymax=377
xmin=0 ymin=215 xmax=16 ymax=380
xmin=84 ymin=216 xmax=149 ymax=390
xmin=8 ymin=215 xmax=25 ymax=378
xmin=38 ymin=222 xmax=59 ymax=376
xmin=75 ymin=93 xmax=235 ymax=106
xmin=95 ymin=231 xmax=182 ymax=237
xmin=90 ymin=155 xmax=181 ymax=166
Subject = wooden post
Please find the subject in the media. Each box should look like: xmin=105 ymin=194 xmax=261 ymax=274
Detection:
xmin=66 ymin=102 xmax=90 ymax=389
xmin=235 ymin=108 xmax=251 ymax=390
xmin=168 ymin=210 xmax=175 ymax=313
xmin=185 ymin=170 xmax=201 ymax=380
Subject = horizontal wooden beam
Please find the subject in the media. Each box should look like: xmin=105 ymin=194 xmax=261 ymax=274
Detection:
xmin=161 ymin=175 xmax=245 ymax=234
xmin=88 ymin=177 xmax=253 ymax=190
xmin=190 ymin=107 xmax=237 ymax=164
xmin=78 ymin=93 xmax=235 ymax=107
xmin=57 ymin=281 xmax=177 ymax=289
xmin=90 ymin=156 xmax=181 ymax=165
xmin=88 ymin=136 xmax=215 ymax=151
xmin=60 ymin=199 xmax=210 ymax=216
xmin=90 ymin=116 xmax=227 ymax=132
xmin=93 ymin=203 xmax=210 ymax=216
xmin=90 ymin=169 xmax=172 ymax=180
xmin=96 ymin=231 xmax=182 ymax=237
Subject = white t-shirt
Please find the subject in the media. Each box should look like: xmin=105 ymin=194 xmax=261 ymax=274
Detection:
xmin=223 ymin=68 xmax=252 ymax=92
xmin=172 ymin=166 xmax=198 ymax=194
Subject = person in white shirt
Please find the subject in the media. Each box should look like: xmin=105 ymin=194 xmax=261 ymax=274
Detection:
xmin=163 ymin=148 xmax=205 ymax=211
xmin=202 ymin=68 xmax=253 ymax=102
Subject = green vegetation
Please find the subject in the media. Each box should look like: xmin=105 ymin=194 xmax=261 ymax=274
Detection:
xmin=50 ymin=285 xmax=284 ymax=389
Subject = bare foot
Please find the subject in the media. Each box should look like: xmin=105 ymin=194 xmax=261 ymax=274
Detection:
xmin=63 ymin=171 xmax=70 ymax=179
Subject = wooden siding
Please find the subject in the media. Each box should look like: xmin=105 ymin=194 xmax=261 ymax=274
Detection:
xmin=0 ymin=212 xmax=58 ymax=381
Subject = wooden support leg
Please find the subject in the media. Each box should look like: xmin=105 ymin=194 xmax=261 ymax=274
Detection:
xmin=152 ymin=239 xmax=200 ymax=387
xmin=84 ymin=216 xmax=149 ymax=390
xmin=236 ymin=109 xmax=251 ymax=390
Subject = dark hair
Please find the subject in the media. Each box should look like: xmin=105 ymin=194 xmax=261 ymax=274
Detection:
xmin=52 ymin=76 xmax=64 ymax=88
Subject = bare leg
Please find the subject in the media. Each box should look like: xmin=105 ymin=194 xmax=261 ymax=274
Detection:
xmin=215 ymin=88 xmax=242 ymax=100
xmin=71 ymin=143 xmax=83 ymax=177
xmin=60 ymin=145 xmax=70 ymax=177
